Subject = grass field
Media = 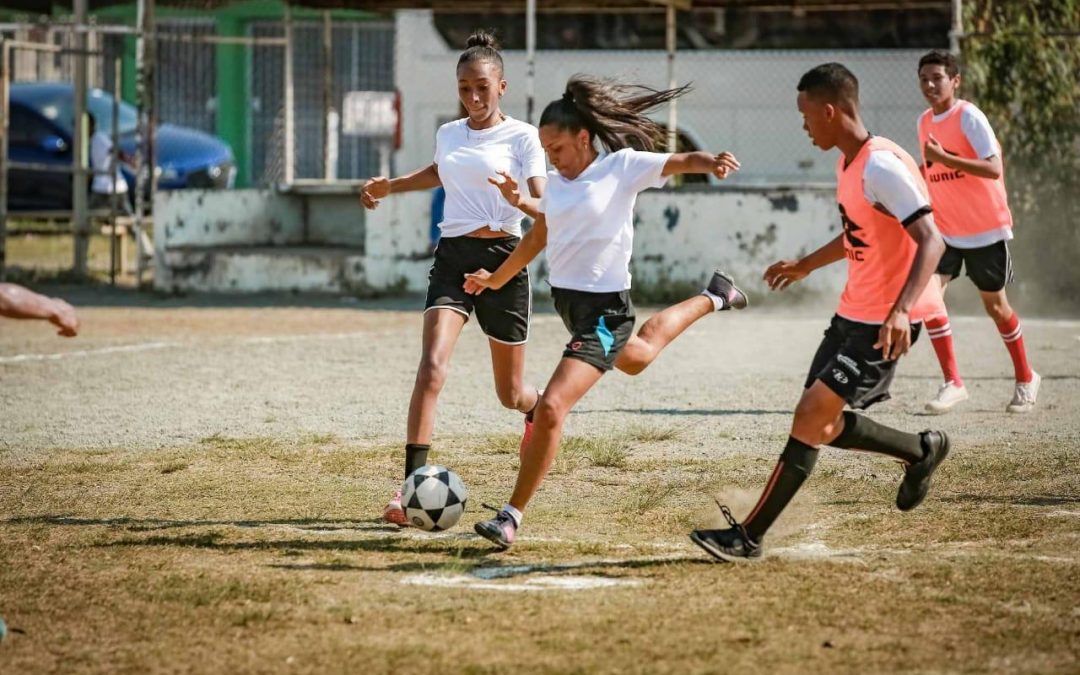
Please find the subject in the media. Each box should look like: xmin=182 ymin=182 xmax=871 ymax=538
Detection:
xmin=1 ymin=296 xmax=1077 ymax=673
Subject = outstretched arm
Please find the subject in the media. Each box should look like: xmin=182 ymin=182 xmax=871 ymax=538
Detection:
xmin=463 ymin=215 xmax=548 ymax=294
xmin=360 ymin=164 xmax=441 ymax=210
xmin=661 ymin=151 xmax=741 ymax=180
xmin=0 ymin=283 xmax=79 ymax=336
xmin=764 ymin=235 xmax=846 ymax=291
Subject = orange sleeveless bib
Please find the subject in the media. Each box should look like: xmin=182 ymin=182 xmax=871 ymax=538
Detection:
xmin=835 ymin=137 xmax=943 ymax=323
xmin=918 ymin=101 xmax=1012 ymax=247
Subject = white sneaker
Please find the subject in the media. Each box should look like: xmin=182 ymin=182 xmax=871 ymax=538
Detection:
xmin=1006 ymin=371 xmax=1041 ymax=413
xmin=925 ymin=381 xmax=969 ymax=414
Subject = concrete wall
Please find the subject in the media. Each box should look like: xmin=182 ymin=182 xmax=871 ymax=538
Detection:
xmin=632 ymin=186 xmax=844 ymax=297
xmin=154 ymin=188 xmax=370 ymax=293
xmin=154 ymin=184 xmax=846 ymax=298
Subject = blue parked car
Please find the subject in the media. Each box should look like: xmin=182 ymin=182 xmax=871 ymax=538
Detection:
xmin=6 ymin=81 xmax=234 ymax=211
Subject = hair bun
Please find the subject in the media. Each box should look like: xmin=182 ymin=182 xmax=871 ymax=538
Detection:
xmin=466 ymin=30 xmax=499 ymax=50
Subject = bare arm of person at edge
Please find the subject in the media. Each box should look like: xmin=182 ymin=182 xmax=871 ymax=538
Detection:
xmin=875 ymin=213 xmax=945 ymax=360
xmin=359 ymin=164 xmax=442 ymax=210
xmin=0 ymin=283 xmax=79 ymax=337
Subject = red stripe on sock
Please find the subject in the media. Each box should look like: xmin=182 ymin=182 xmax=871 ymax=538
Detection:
xmin=996 ymin=313 xmax=1033 ymax=382
xmin=745 ymin=460 xmax=785 ymax=525
xmin=926 ymin=315 xmax=962 ymax=386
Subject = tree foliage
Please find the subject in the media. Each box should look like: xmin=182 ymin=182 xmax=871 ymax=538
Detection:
xmin=962 ymin=0 xmax=1080 ymax=306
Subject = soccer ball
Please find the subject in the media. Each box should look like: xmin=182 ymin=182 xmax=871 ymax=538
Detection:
xmin=401 ymin=465 xmax=468 ymax=531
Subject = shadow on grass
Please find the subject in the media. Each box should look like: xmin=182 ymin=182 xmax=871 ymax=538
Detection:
xmin=97 ymin=532 xmax=496 ymax=557
xmin=268 ymin=554 xmax=712 ymax=577
xmin=2 ymin=515 xmax=395 ymax=533
xmin=936 ymin=493 xmax=1080 ymax=507
xmin=576 ymin=408 xmax=789 ymax=417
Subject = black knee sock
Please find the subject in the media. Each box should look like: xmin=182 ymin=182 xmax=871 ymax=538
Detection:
xmin=743 ymin=437 xmax=819 ymax=543
xmin=829 ymin=411 xmax=925 ymax=464
xmin=405 ymin=443 xmax=430 ymax=478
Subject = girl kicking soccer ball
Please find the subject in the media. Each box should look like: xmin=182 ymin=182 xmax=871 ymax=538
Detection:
xmin=464 ymin=75 xmax=748 ymax=549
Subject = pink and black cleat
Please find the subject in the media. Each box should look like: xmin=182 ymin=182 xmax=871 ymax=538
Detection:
xmin=382 ymin=489 xmax=410 ymax=527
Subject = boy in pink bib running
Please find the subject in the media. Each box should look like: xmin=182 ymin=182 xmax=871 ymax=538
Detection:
xmin=916 ymin=50 xmax=1039 ymax=414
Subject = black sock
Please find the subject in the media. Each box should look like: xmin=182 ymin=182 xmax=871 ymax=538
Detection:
xmin=829 ymin=411 xmax=925 ymax=464
xmin=405 ymin=443 xmax=430 ymax=478
xmin=743 ymin=437 xmax=819 ymax=543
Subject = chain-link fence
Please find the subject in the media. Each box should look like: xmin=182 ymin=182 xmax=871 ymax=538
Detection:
xmin=1 ymin=12 xmax=395 ymax=280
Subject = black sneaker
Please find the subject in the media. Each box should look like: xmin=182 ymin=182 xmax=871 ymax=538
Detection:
xmin=689 ymin=504 xmax=762 ymax=562
xmin=896 ymin=430 xmax=951 ymax=511
xmin=705 ymin=270 xmax=749 ymax=310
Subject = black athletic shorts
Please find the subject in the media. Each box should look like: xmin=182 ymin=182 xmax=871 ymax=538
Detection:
xmin=805 ymin=314 xmax=922 ymax=410
xmin=551 ymin=287 xmax=636 ymax=372
xmin=425 ymin=235 xmax=531 ymax=344
xmin=937 ymin=240 xmax=1013 ymax=292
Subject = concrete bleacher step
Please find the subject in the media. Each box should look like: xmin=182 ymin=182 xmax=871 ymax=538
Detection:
xmin=156 ymin=245 xmax=371 ymax=293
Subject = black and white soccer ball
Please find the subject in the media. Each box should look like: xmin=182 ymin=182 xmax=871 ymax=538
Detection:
xmin=401 ymin=465 xmax=468 ymax=531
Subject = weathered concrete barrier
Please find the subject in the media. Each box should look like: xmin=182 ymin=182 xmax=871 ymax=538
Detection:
xmin=155 ymin=184 xmax=846 ymax=298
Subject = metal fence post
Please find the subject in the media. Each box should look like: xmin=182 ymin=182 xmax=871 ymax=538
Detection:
xmin=73 ymin=0 xmax=90 ymax=279
xmin=665 ymin=2 xmax=677 ymax=153
xmin=283 ymin=2 xmax=295 ymax=185
xmin=0 ymin=39 xmax=9 ymax=282
xmin=134 ymin=0 xmax=156 ymax=288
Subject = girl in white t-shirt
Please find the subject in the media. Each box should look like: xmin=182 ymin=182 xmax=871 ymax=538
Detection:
xmin=465 ymin=75 xmax=748 ymax=549
xmin=359 ymin=32 xmax=547 ymax=526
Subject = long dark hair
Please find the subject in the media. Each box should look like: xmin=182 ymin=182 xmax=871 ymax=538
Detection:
xmin=539 ymin=75 xmax=691 ymax=152
xmin=457 ymin=30 xmax=503 ymax=76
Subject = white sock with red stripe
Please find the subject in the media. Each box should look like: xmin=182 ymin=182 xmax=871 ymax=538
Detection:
xmin=925 ymin=314 xmax=963 ymax=386
xmin=996 ymin=313 xmax=1033 ymax=383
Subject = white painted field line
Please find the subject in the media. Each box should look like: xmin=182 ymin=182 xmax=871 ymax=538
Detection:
xmin=402 ymin=573 xmax=642 ymax=592
xmin=238 ymin=331 xmax=373 ymax=345
xmin=0 ymin=340 xmax=181 ymax=364
xmin=0 ymin=331 xmax=378 ymax=365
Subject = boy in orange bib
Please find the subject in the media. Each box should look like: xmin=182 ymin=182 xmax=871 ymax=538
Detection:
xmin=690 ymin=63 xmax=950 ymax=562
xmin=917 ymin=50 xmax=1039 ymax=414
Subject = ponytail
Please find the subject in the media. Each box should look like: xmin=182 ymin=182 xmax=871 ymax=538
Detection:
xmin=539 ymin=75 xmax=691 ymax=152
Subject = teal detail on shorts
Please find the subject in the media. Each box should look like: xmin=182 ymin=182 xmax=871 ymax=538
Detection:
xmin=596 ymin=316 xmax=615 ymax=356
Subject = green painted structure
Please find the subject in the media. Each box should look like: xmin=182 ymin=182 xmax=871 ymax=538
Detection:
xmin=4 ymin=1 xmax=379 ymax=186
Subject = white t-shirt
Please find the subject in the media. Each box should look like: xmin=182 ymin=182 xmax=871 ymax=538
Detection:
xmin=539 ymin=148 xmax=670 ymax=292
xmin=863 ymin=151 xmax=930 ymax=224
xmin=434 ymin=116 xmax=547 ymax=238
xmin=930 ymin=100 xmax=999 ymax=159
xmin=90 ymin=131 xmax=128 ymax=195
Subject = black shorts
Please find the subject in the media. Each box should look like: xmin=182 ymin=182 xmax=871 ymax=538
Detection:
xmin=425 ymin=235 xmax=531 ymax=344
xmin=551 ymin=287 xmax=636 ymax=372
xmin=937 ymin=240 xmax=1013 ymax=292
xmin=805 ymin=314 xmax=922 ymax=410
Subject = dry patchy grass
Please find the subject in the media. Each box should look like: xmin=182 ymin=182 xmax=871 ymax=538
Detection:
xmin=0 ymin=433 xmax=1077 ymax=674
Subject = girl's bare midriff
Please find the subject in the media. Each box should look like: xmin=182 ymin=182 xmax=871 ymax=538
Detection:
xmin=463 ymin=225 xmax=516 ymax=239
